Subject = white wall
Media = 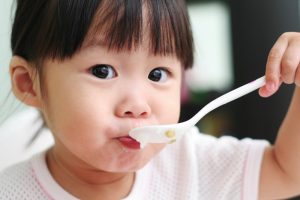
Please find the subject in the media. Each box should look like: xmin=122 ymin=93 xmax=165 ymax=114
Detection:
xmin=0 ymin=0 xmax=13 ymax=96
xmin=187 ymin=2 xmax=233 ymax=92
xmin=0 ymin=0 xmax=25 ymax=123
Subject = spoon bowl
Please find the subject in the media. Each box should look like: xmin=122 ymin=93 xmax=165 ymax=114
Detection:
xmin=129 ymin=76 xmax=266 ymax=148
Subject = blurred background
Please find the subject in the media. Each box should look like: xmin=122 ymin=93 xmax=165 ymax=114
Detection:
xmin=0 ymin=0 xmax=300 ymax=198
xmin=181 ymin=0 xmax=299 ymax=144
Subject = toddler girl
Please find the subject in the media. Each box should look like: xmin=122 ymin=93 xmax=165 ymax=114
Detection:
xmin=1 ymin=0 xmax=300 ymax=199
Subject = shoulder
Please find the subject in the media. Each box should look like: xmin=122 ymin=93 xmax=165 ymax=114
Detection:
xmin=0 ymin=159 xmax=32 ymax=184
xmin=178 ymin=126 xmax=269 ymax=159
xmin=0 ymin=160 xmax=33 ymax=198
xmin=151 ymin=127 xmax=270 ymax=199
xmin=0 ymin=154 xmax=50 ymax=199
xmin=176 ymin=127 xmax=270 ymax=172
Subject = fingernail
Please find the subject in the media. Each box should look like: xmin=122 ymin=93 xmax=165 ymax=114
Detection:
xmin=266 ymin=81 xmax=276 ymax=91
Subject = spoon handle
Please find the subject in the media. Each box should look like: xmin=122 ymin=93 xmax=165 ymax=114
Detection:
xmin=187 ymin=76 xmax=266 ymax=127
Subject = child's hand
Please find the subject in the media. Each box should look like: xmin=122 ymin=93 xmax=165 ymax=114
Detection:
xmin=259 ymin=32 xmax=300 ymax=97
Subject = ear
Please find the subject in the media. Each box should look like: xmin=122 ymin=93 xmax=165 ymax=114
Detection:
xmin=10 ymin=56 xmax=42 ymax=108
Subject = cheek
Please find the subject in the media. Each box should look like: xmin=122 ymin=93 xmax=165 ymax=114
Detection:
xmin=167 ymin=99 xmax=181 ymax=122
xmin=41 ymin=80 xmax=115 ymax=144
xmin=155 ymin=88 xmax=181 ymax=124
xmin=42 ymin=88 xmax=119 ymax=167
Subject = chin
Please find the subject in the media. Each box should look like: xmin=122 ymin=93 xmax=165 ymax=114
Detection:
xmin=113 ymin=154 xmax=153 ymax=172
xmin=117 ymin=163 xmax=148 ymax=173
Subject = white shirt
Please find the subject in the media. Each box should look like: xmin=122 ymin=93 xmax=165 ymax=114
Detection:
xmin=0 ymin=127 xmax=268 ymax=200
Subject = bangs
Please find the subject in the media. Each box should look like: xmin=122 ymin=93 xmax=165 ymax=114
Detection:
xmin=11 ymin=0 xmax=193 ymax=69
xmin=86 ymin=0 xmax=194 ymax=68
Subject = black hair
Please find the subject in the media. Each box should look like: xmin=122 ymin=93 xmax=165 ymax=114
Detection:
xmin=11 ymin=0 xmax=194 ymax=69
xmin=11 ymin=0 xmax=194 ymax=146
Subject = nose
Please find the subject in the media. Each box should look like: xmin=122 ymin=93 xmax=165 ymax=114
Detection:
xmin=115 ymin=88 xmax=151 ymax=118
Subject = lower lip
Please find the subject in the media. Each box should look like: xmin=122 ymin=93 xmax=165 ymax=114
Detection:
xmin=118 ymin=136 xmax=141 ymax=150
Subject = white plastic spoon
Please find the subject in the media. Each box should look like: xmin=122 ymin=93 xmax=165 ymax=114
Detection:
xmin=129 ymin=76 xmax=266 ymax=148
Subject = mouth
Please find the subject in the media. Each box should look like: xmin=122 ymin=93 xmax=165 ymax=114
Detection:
xmin=117 ymin=136 xmax=141 ymax=150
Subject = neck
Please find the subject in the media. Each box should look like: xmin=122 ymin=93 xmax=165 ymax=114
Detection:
xmin=46 ymin=148 xmax=135 ymax=200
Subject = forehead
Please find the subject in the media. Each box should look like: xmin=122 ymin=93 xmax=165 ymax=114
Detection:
xmin=83 ymin=0 xmax=180 ymax=57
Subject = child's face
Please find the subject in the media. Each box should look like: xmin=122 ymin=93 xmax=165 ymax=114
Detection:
xmin=40 ymin=41 xmax=183 ymax=172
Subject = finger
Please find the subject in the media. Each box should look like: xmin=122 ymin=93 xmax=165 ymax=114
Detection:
xmin=260 ymin=34 xmax=288 ymax=97
xmin=281 ymin=39 xmax=300 ymax=84
xmin=259 ymin=80 xmax=283 ymax=98
xmin=294 ymin=63 xmax=300 ymax=87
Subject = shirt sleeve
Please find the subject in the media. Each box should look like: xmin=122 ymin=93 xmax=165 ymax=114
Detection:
xmin=185 ymin=127 xmax=270 ymax=200
xmin=240 ymin=138 xmax=270 ymax=200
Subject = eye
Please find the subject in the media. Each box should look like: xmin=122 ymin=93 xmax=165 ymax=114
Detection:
xmin=148 ymin=68 xmax=169 ymax=82
xmin=90 ymin=64 xmax=117 ymax=79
